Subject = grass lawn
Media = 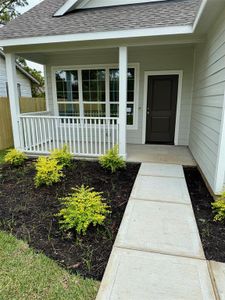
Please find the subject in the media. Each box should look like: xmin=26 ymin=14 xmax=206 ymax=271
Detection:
xmin=0 ymin=231 xmax=99 ymax=300
xmin=0 ymin=150 xmax=7 ymax=164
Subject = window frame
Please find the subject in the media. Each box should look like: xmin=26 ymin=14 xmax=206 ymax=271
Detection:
xmin=52 ymin=63 xmax=139 ymax=130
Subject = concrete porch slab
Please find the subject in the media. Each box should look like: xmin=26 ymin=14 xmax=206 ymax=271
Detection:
xmin=138 ymin=162 xmax=184 ymax=178
xmin=127 ymin=144 xmax=196 ymax=166
xmin=97 ymin=248 xmax=215 ymax=300
xmin=115 ymin=199 xmax=204 ymax=259
xmin=131 ymin=175 xmax=191 ymax=204
xmin=210 ymin=261 xmax=225 ymax=300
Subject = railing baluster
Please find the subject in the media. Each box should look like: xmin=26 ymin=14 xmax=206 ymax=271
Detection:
xmin=98 ymin=119 xmax=101 ymax=155
xmin=52 ymin=118 xmax=56 ymax=150
xmin=76 ymin=119 xmax=80 ymax=155
xmin=107 ymin=119 xmax=110 ymax=151
xmin=27 ymin=118 xmax=32 ymax=151
xmin=112 ymin=119 xmax=115 ymax=147
xmin=68 ymin=119 xmax=72 ymax=152
xmin=103 ymin=119 xmax=106 ymax=154
xmin=81 ymin=119 xmax=84 ymax=154
xmin=31 ymin=118 xmax=35 ymax=151
xmin=42 ymin=118 xmax=47 ymax=153
xmin=94 ymin=119 xmax=97 ymax=155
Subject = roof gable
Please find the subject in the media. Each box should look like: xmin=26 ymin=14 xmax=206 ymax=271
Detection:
xmin=54 ymin=0 xmax=167 ymax=16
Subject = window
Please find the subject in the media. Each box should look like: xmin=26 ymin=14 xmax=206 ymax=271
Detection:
xmin=109 ymin=68 xmax=135 ymax=125
xmin=55 ymin=65 xmax=137 ymax=126
xmin=82 ymin=69 xmax=106 ymax=117
xmin=17 ymin=83 xmax=21 ymax=99
xmin=5 ymin=82 xmax=22 ymax=99
xmin=56 ymin=70 xmax=79 ymax=116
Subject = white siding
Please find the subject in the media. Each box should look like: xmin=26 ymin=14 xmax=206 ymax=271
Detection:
xmin=189 ymin=7 xmax=225 ymax=192
xmin=46 ymin=44 xmax=194 ymax=145
xmin=0 ymin=56 xmax=32 ymax=97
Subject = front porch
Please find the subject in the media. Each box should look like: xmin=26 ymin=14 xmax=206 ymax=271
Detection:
xmin=5 ymin=41 xmax=195 ymax=161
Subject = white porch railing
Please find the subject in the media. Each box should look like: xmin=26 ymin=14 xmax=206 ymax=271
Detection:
xmin=19 ymin=115 xmax=119 ymax=157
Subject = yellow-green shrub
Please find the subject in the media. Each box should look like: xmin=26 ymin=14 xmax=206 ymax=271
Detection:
xmin=99 ymin=145 xmax=126 ymax=173
xmin=4 ymin=149 xmax=27 ymax=166
xmin=57 ymin=185 xmax=111 ymax=235
xmin=212 ymin=191 xmax=225 ymax=222
xmin=35 ymin=157 xmax=63 ymax=187
xmin=50 ymin=145 xmax=73 ymax=167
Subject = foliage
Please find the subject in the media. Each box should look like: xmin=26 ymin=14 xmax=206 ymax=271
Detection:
xmin=0 ymin=231 xmax=99 ymax=300
xmin=57 ymin=185 xmax=111 ymax=235
xmin=50 ymin=145 xmax=73 ymax=168
xmin=99 ymin=145 xmax=126 ymax=173
xmin=4 ymin=149 xmax=27 ymax=166
xmin=0 ymin=0 xmax=28 ymax=25
xmin=35 ymin=157 xmax=63 ymax=187
xmin=0 ymin=150 xmax=7 ymax=164
xmin=212 ymin=191 xmax=225 ymax=222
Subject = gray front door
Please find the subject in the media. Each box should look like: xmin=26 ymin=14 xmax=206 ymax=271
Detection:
xmin=146 ymin=75 xmax=179 ymax=144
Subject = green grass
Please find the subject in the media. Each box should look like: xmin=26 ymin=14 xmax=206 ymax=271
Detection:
xmin=0 ymin=150 xmax=7 ymax=164
xmin=0 ymin=231 xmax=99 ymax=300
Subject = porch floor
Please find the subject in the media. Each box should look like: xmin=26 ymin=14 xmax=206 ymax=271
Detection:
xmin=127 ymin=144 xmax=196 ymax=166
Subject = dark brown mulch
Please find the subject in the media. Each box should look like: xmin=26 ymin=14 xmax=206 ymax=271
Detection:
xmin=184 ymin=167 xmax=225 ymax=263
xmin=0 ymin=160 xmax=140 ymax=280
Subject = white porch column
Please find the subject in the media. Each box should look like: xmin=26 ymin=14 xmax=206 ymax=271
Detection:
xmin=119 ymin=46 xmax=127 ymax=159
xmin=5 ymin=53 xmax=21 ymax=149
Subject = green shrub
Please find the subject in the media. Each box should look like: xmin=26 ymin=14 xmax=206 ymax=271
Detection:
xmin=4 ymin=149 xmax=27 ymax=166
xmin=99 ymin=145 xmax=126 ymax=173
xmin=50 ymin=145 xmax=73 ymax=168
xmin=212 ymin=191 xmax=225 ymax=222
xmin=57 ymin=185 xmax=111 ymax=235
xmin=35 ymin=157 xmax=63 ymax=187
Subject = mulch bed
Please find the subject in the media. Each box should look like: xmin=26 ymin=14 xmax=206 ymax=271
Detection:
xmin=184 ymin=167 xmax=225 ymax=263
xmin=0 ymin=160 xmax=140 ymax=280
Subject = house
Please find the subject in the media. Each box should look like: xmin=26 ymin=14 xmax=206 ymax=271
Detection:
xmin=0 ymin=50 xmax=39 ymax=98
xmin=0 ymin=0 xmax=224 ymax=194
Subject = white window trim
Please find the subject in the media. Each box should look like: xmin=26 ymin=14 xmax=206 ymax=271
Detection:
xmin=142 ymin=70 xmax=183 ymax=145
xmin=51 ymin=63 xmax=140 ymax=130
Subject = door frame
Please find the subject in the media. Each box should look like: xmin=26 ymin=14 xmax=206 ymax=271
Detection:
xmin=142 ymin=70 xmax=183 ymax=145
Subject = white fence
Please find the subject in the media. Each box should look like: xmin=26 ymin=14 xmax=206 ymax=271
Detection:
xmin=19 ymin=115 xmax=119 ymax=157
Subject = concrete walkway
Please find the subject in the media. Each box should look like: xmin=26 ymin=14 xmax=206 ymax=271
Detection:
xmin=96 ymin=163 xmax=225 ymax=300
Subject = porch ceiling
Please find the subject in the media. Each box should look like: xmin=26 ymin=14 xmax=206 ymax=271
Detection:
xmin=6 ymin=36 xmax=201 ymax=65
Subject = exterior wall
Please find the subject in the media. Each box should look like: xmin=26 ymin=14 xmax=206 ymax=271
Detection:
xmin=0 ymin=56 xmax=32 ymax=97
xmin=189 ymin=7 xmax=225 ymax=193
xmin=46 ymin=44 xmax=194 ymax=145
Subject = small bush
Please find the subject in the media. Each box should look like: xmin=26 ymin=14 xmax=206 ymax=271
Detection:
xmin=57 ymin=185 xmax=111 ymax=235
xmin=4 ymin=149 xmax=27 ymax=166
xmin=50 ymin=145 xmax=73 ymax=168
xmin=99 ymin=145 xmax=126 ymax=173
xmin=35 ymin=157 xmax=63 ymax=187
xmin=212 ymin=191 xmax=225 ymax=222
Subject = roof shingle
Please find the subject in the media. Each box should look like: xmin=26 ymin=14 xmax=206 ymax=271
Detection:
xmin=0 ymin=0 xmax=202 ymax=41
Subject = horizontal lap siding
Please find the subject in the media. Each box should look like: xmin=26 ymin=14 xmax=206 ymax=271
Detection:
xmin=0 ymin=56 xmax=32 ymax=97
xmin=189 ymin=9 xmax=225 ymax=190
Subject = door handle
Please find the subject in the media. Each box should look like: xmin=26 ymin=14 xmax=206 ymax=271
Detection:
xmin=147 ymin=108 xmax=150 ymax=115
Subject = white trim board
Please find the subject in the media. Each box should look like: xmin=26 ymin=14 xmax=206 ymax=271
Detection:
xmin=1 ymin=26 xmax=193 ymax=48
xmin=142 ymin=70 xmax=183 ymax=145
xmin=50 ymin=62 xmax=140 ymax=130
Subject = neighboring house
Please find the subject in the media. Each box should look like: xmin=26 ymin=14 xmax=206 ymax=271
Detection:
xmin=0 ymin=0 xmax=225 ymax=194
xmin=0 ymin=50 xmax=39 ymax=98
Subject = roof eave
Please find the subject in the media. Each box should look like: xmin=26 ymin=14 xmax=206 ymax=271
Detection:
xmin=0 ymin=25 xmax=194 ymax=48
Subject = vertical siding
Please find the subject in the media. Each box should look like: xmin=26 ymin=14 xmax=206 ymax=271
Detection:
xmin=189 ymin=8 xmax=225 ymax=191
xmin=46 ymin=45 xmax=194 ymax=145
xmin=0 ymin=56 xmax=32 ymax=97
